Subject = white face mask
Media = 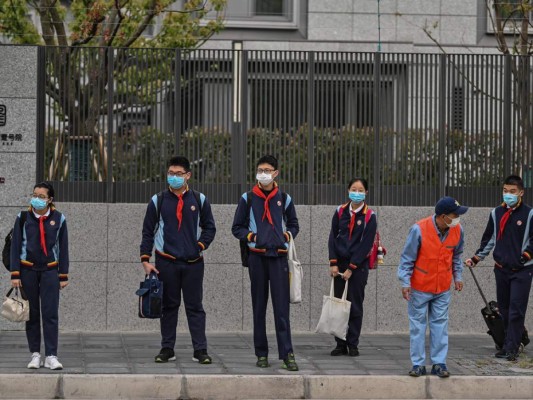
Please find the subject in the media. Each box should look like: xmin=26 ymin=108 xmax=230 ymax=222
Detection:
xmin=256 ymin=173 xmax=274 ymax=186
xmin=444 ymin=215 xmax=460 ymax=228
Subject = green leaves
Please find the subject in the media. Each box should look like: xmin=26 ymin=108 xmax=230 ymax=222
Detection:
xmin=2 ymin=0 xmax=227 ymax=48
xmin=0 ymin=0 xmax=41 ymax=44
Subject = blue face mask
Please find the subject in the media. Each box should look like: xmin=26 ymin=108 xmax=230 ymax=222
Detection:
xmin=30 ymin=197 xmax=48 ymax=211
xmin=503 ymin=193 xmax=519 ymax=207
xmin=349 ymin=192 xmax=366 ymax=203
xmin=167 ymin=175 xmax=185 ymax=189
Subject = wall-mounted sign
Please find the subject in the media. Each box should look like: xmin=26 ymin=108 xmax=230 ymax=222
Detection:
xmin=0 ymin=105 xmax=5 ymax=127
xmin=1 ymin=133 xmax=22 ymax=146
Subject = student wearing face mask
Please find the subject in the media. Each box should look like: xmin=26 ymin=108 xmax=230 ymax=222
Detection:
xmin=10 ymin=182 xmax=69 ymax=370
xmin=140 ymin=156 xmax=216 ymax=364
xmin=465 ymin=175 xmax=532 ymax=361
xmin=327 ymin=178 xmax=377 ymax=357
xmin=398 ymin=196 xmax=468 ymax=378
xmin=231 ymin=155 xmax=300 ymax=371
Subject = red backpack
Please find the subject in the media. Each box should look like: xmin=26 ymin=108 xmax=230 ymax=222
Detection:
xmin=337 ymin=204 xmax=386 ymax=269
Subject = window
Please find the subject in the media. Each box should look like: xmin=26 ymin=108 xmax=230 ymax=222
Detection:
xmin=487 ymin=0 xmax=533 ymax=34
xmin=215 ymin=0 xmax=299 ymax=29
xmin=255 ymin=0 xmax=286 ymax=17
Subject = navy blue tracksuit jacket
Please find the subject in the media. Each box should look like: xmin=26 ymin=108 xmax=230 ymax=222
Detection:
xmin=140 ymin=188 xmax=216 ymax=262
xmin=232 ymin=187 xmax=299 ymax=256
xmin=10 ymin=208 xmax=69 ymax=280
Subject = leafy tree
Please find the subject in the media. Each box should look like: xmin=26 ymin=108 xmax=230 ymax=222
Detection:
xmin=0 ymin=0 xmax=226 ymax=180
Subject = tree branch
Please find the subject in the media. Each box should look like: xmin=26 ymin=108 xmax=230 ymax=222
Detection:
xmin=47 ymin=1 xmax=68 ymax=46
xmin=121 ymin=0 xmax=158 ymax=48
xmin=420 ymin=20 xmax=505 ymax=105
xmin=37 ymin=0 xmax=56 ymax=45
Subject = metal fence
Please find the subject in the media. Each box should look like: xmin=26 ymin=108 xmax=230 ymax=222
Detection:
xmin=36 ymin=47 xmax=533 ymax=206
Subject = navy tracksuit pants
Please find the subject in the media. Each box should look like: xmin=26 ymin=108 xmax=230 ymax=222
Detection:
xmin=333 ymin=262 xmax=369 ymax=349
xmin=248 ymin=252 xmax=293 ymax=360
xmin=20 ymin=268 xmax=60 ymax=356
xmin=156 ymin=256 xmax=207 ymax=351
xmin=494 ymin=266 xmax=533 ymax=353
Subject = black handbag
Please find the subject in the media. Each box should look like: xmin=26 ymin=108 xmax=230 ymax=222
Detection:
xmin=135 ymin=273 xmax=163 ymax=319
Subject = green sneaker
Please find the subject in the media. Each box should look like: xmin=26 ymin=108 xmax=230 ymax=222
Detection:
xmin=256 ymin=356 xmax=269 ymax=368
xmin=281 ymin=353 xmax=299 ymax=371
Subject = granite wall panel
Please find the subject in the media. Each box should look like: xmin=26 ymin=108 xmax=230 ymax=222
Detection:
xmin=59 ymin=262 xmax=107 ymax=331
xmin=0 ymin=153 xmax=37 ymax=206
xmin=0 ymin=46 xmax=38 ymax=98
xmin=55 ymin=203 xmax=108 ymax=263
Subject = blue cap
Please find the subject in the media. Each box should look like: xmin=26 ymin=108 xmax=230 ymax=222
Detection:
xmin=435 ymin=196 xmax=469 ymax=216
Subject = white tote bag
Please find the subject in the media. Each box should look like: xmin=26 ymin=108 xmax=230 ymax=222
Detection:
xmin=287 ymin=231 xmax=303 ymax=304
xmin=1 ymin=287 xmax=30 ymax=322
xmin=315 ymin=278 xmax=351 ymax=340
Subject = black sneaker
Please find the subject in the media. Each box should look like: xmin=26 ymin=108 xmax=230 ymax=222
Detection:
xmin=192 ymin=349 xmax=212 ymax=364
xmin=408 ymin=365 xmax=426 ymax=377
xmin=348 ymin=346 xmax=359 ymax=357
xmin=495 ymin=348 xmax=507 ymax=358
xmin=522 ymin=329 xmax=530 ymax=347
xmin=431 ymin=363 xmax=450 ymax=378
xmin=256 ymin=356 xmax=269 ymax=368
xmin=155 ymin=347 xmax=176 ymax=363
xmin=506 ymin=352 xmax=518 ymax=362
xmin=281 ymin=353 xmax=299 ymax=371
xmin=330 ymin=345 xmax=347 ymax=356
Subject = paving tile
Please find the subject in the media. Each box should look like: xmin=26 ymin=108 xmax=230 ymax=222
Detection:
xmin=85 ymin=367 xmax=132 ymax=373
xmin=1 ymin=331 xmax=532 ymax=376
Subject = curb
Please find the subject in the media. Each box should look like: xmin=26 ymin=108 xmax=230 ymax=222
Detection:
xmin=1 ymin=374 xmax=533 ymax=399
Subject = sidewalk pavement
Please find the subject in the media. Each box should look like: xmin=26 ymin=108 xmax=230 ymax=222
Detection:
xmin=0 ymin=331 xmax=531 ymax=375
xmin=0 ymin=331 xmax=532 ymax=399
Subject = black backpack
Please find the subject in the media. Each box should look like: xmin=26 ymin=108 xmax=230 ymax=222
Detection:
xmin=239 ymin=191 xmax=288 ymax=267
xmin=2 ymin=211 xmax=28 ymax=272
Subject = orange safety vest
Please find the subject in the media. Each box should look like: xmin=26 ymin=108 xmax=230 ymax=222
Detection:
xmin=411 ymin=216 xmax=461 ymax=294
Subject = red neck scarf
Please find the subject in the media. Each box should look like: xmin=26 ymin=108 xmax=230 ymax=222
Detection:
xmin=176 ymin=193 xmax=184 ymax=231
xmin=348 ymin=204 xmax=366 ymax=240
xmin=38 ymin=215 xmax=48 ymax=256
xmin=252 ymin=184 xmax=279 ymax=226
xmin=348 ymin=210 xmax=359 ymax=240
xmin=498 ymin=207 xmax=513 ymax=240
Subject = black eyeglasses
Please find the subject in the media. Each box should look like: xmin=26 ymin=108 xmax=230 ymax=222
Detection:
xmin=256 ymin=168 xmax=275 ymax=174
xmin=167 ymin=171 xmax=188 ymax=177
xmin=31 ymin=194 xmax=49 ymax=200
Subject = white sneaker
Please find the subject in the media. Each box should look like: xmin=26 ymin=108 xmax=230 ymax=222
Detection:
xmin=27 ymin=352 xmax=41 ymax=369
xmin=44 ymin=356 xmax=63 ymax=370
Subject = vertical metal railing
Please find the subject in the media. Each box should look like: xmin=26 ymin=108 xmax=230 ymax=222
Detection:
xmin=37 ymin=47 xmax=532 ymax=206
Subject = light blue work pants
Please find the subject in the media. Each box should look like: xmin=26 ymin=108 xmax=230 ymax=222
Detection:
xmin=408 ymin=289 xmax=451 ymax=366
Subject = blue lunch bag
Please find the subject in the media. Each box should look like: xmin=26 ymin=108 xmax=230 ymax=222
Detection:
xmin=136 ymin=272 xmax=163 ymax=319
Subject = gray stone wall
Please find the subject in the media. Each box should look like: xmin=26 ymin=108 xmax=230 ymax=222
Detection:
xmin=2 ymin=202 xmax=532 ymax=333
xmin=210 ymin=0 xmax=497 ymax=54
